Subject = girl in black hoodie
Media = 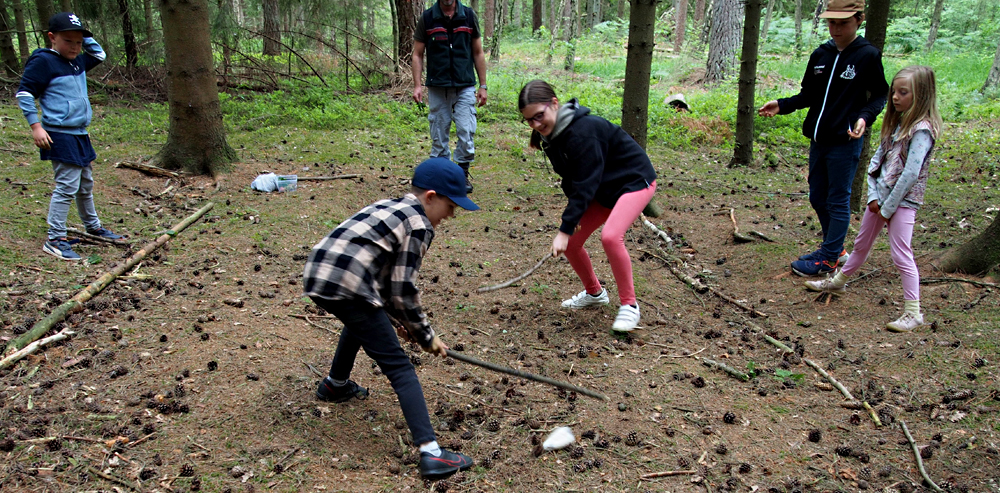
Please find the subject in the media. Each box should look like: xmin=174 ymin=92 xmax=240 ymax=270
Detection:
xmin=518 ymin=80 xmax=657 ymax=332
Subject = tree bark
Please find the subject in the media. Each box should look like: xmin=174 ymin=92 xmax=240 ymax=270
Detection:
xmin=36 ymin=0 xmax=54 ymax=48
xmin=143 ymin=0 xmax=154 ymax=43
xmin=394 ymin=0 xmax=419 ymax=73
xmin=118 ymin=0 xmax=139 ymax=69
xmin=0 ymin=0 xmax=19 ymax=76
xmin=563 ymin=0 xmax=577 ymax=70
xmin=156 ymin=0 xmax=237 ymax=176
xmin=485 ymin=0 xmax=496 ymax=37
xmin=705 ymin=0 xmax=742 ymax=83
xmin=983 ymin=37 xmax=1000 ymax=93
xmin=849 ymin=0 xmax=889 ymax=212
xmin=760 ymin=0 xmax=774 ymax=44
xmin=673 ymin=0 xmax=686 ymax=53
xmin=692 ymin=0 xmax=704 ymax=23
xmin=938 ymin=215 xmax=1000 ymax=275
xmin=617 ymin=0 xmax=626 ymax=19
xmin=793 ymin=0 xmax=802 ymax=53
xmin=12 ymin=0 xmax=27 ymax=63
xmin=262 ymin=0 xmax=281 ymax=55
xmin=925 ymin=0 xmax=945 ymax=52
xmin=533 ymin=0 xmax=542 ymax=31
xmin=549 ymin=0 xmax=560 ymax=33
xmin=490 ymin=0 xmax=506 ymax=62
xmin=621 ymin=0 xmax=657 ymax=149
xmin=731 ymin=0 xmax=761 ymax=167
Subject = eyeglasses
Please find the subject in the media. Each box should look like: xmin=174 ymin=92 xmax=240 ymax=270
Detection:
xmin=522 ymin=102 xmax=551 ymax=126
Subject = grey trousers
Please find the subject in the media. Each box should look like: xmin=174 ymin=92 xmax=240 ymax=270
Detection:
xmin=426 ymin=86 xmax=477 ymax=165
xmin=47 ymin=160 xmax=102 ymax=240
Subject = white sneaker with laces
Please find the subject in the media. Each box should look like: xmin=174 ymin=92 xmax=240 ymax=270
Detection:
xmin=804 ymin=278 xmax=846 ymax=295
xmin=561 ymin=289 xmax=610 ymax=309
xmin=886 ymin=312 xmax=925 ymax=332
xmin=838 ymin=250 xmax=850 ymax=264
xmin=611 ymin=305 xmax=641 ymax=332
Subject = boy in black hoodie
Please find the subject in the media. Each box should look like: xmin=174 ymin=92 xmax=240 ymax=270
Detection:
xmin=758 ymin=0 xmax=888 ymax=277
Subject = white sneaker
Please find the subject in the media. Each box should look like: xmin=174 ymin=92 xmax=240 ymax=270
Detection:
xmin=886 ymin=312 xmax=925 ymax=332
xmin=612 ymin=305 xmax=641 ymax=332
xmin=804 ymin=278 xmax=846 ymax=295
xmin=561 ymin=289 xmax=610 ymax=309
xmin=838 ymin=250 xmax=851 ymax=264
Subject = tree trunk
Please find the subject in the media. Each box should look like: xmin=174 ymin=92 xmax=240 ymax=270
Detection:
xmin=617 ymin=0 xmax=626 ymax=19
xmin=394 ymin=0 xmax=418 ymax=73
xmin=485 ymin=0 xmax=496 ymax=37
xmin=937 ymin=216 xmax=1000 ymax=275
xmin=705 ymin=0 xmax=742 ymax=83
xmin=673 ymin=0 xmax=686 ymax=53
xmin=563 ymin=0 xmax=576 ymax=70
xmin=811 ymin=0 xmax=823 ymax=35
xmin=848 ymin=0 xmax=888 ymax=213
xmin=731 ymin=0 xmax=761 ymax=167
xmin=0 ymin=0 xmax=19 ymax=76
xmin=983 ymin=37 xmax=1000 ymax=93
xmin=513 ymin=0 xmax=521 ymax=28
xmin=793 ymin=0 xmax=802 ymax=53
xmin=925 ymin=0 xmax=945 ymax=52
xmin=693 ymin=0 xmax=704 ymax=23
xmin=760 ymin=0 xmax=774 ymax=44
xmin=549 ymin=0 xmax=560 ymax=33
xmin=118 ymin=0 xmax=138 ymax=69
xmin=12 ymin=0 xmax=27 ymax=63
xmin=533 ymin=0 xmax=542 ymax=31
xmin=143 ymin=0 xmax=154 ymax=42
xmin=156 ymin=0 xmax=238 ymax=176
xmin=621 ymin=0 xmax=657 ymax=149
xmin=262 ymin=0 xmax=281 ymax=55
xmin=36 ymin=0 xmax=54 ymax=48
xmin=490 ymin=0 xmax=506 ymax=62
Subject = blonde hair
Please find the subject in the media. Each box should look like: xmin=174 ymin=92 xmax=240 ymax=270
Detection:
xmin=879 ymin=65 xmax=943 ymax=145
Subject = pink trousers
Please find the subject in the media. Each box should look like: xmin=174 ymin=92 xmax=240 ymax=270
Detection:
xmin=841 ymin=206 xmax=919 ymax=301
xmin=565 ymin=182 xmax=656 ymax=306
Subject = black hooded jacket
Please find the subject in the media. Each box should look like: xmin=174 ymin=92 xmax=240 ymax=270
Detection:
xmin=540 ymin=100 xmax=657 ymax=235
xmin=778 ymin=36 xmax=888 ymax=145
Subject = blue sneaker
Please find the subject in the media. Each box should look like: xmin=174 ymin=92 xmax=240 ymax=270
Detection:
xmin=43 ymin=239 xmax=82 ymax=261
xmin=799 ymin=249 xmax=849 ymax=263
xmin=791 ymin=258 xmax=838 ymax=277
xmin=87 ymin=228 xmax=124 ymax=240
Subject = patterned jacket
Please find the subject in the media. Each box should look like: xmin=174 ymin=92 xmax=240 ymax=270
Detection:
xmin=866 ymin=120 xmax=936 ymax=219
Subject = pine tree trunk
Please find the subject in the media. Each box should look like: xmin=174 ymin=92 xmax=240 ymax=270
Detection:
xmin=937 ymin=216 xmax=1000 ymax=275
xmin=12 ymin=0 xmax=27 ymax=63
xmin=0 ymin=0 xmax=19 ymax=76
xmin=849 ymin=0 xmax=889 ymax=212
xmin=490 ymin=0 xmax=506 ymax=62
xmin=262 ymin=0 xmax=281 ymax=55
xmin=143 ymin=0 xmax=154 ymax=43
xmin=731 ymin=0 xmax=761 ymax=167
xmin=156 ymin=0 xmax=238 ymax=176
xmin=925 ymin=0 xmax=944 ymax=52
xmin=793 ymin=0 xmax=802 ymax=54
xmin=36 ymin=0 xmax=54 ymax=48
xmin=693 ymin=0 xmax=704 ymax=23
xmin=617 ymin=0 xmax=626 ymax=19
xmin=983 ymin=38 xmax=1000 ymax=93
xmin=118 ymin=0 xmax=138 ymax=68
xmin=564 ymin=0 xmax=577 ymax=70
xmin=485 ymin=0 xmax=496 ymax=37
xmin=621 ymin=0 xmax=657 ymax=149
xmin=394 ymin=0 xmax=418 ymax=72
xmin=533 ymin=0 xmax=542 ymax=31
xmin=760 ymin=0 xmax=774 ymax=44
xmin=673 ymin=0 xmax=687 ymax=53
xmin=705 ymin=0 xmax=742 ymax=83
xmin=549 ymin=0 xmax=560 ymax=33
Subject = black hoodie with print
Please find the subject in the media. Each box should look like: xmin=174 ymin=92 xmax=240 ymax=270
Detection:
xmin=777 ymin=36 xmax=889 ymax=145
xmin=540 ymin=99 xmax=657 ymax=235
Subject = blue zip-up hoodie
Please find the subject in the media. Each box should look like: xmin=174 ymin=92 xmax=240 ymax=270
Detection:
xmin=16 ymin=38 xmax=105 ymax=136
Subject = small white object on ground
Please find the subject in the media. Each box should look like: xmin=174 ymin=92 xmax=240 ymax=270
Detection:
xmin=542 ymin=426 xmax=575 ymax=451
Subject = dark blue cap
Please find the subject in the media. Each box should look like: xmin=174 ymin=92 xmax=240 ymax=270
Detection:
xmin=48 ymin=12 xmax=93 ymax=37
xmin=412 ymin=158 xmax=479 ymax=211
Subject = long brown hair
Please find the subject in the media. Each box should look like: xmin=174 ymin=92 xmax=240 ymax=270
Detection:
xmin=879 ymin=65 xmax=943 ymax=146
xmin=519 ymin=80 xmax=558 ymax=149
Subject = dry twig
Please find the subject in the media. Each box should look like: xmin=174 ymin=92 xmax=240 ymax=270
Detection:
xmin=477 ymin=253 xmax=552 ymax=292
xmin=900 ymin=420 xmax=943 ymax=492
xmin=640 ymin=469 xmax=697 ymax=480
xmin=700 ymin=357 xmax=750 ymax=381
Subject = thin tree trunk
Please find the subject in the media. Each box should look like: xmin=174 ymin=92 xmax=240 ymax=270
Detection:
xmin=563 ymin=0 xmax=576 ymax=70
xmin=143 ymin=0 xmax=153 ymax=42
xmin=35 ymin=0 xmax=54 ymax=48
xmin=617 ymin=0 xmax=626 ymax=19
xmin=117 ymin=0 xmax=138 ymax=69
xmin=793 ymin=0 xmax=802 ymax=53
xmin=485 ymin=0 xmax=496 ymax=37
xmin=925 ymin=0 xmax=945 ymax=52
xmin=731 ymin=0 xmax=761 ymax=167
xmin=262 ymin=0 xmax=281 ymax=55
xmin=983 ymin=37 xmax=1000 ymax=93
xmin=673 ymin=0 xmax=686 ymax=53
xmin=156 ymin=0 xmax=238 ymax=176
xmin=705 ymin=0 xmax=742 ymax=83
xmin=395 ymin=0 xmax=418 ymax=73
xmin=849 ymin=0 xmax=889 ymax=213
xmin=533 ymin=0 xmax=542 ymax=31
xmin=693 ymin=0 xmax=705 ymax=23
xmin=760 ymin=0 xmax=774 ymax=44
xmin=621 ymin=0 xmax=658 ymax=149
xmin=0 ymin=0 xmax=19 ymax=76
xmin=59 ymin=0 xmax=70 ymax=11
xmin=12 ymin=0 xmax=27 ymax=63
xmin=549 ymin=0 xmax=560 ymax=33
xmin=514 ymin=0 xmax=522 ymax=28
xmin=490 ymin=0 xmax=506 ymax=62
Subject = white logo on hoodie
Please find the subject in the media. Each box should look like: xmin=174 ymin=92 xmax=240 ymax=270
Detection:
xmin=840 ymin=65 xmax=857 ymax=80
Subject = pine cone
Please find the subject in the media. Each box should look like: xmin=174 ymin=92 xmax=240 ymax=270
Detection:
xmin=723 ymin=412 xmax=737 ymax=424
xmin=625 ymin=431 xmax=640 ymax=446
xmin=738 ymin=462 xmax=752 ymax=474
xmin=179 ymin=464 xmax=195 ymax=477
xmin=808 ymin=429 xmax=822 ymax=443
xmin=570 ymin=446 xmax=584 ymax=458
xmin=486 ymin=418 xmax=500 ymax=432
xmin=835 ymin=445 xmax=852 ymax=457
xmin=716 ymin=443 xmax=728 ymax=455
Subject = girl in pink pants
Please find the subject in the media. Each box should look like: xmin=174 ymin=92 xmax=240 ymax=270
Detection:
xmin=806 ymin=66 xmax=942 ymax=332
xmin=518 ymin=80 xmax=657 ymax=332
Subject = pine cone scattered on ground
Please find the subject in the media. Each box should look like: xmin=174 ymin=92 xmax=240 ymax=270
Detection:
xmin=180 ymin=464 xmax=194 ymax=477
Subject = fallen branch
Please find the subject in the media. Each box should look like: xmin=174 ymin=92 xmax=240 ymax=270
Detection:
xmin=477 ymin=253 xmax=552 ymax=293
xmin=3 ymin=203 xmax=214 ymax=360
xmin=66 ymin=227 xmax=129 ymax=246
xmin=900 ymin=420 xmax=943 ymax=492
xmin=803 ymin=358 xmax=882 ymax=427
xmin=295 ymin=315 xmax=339 ymax=336
xmin=297 ymin=174 xmax=360 ymax=181
xmin=728 ymin=208 xmax=754 ymax=243
xmin=115 ymin=161 xmax=180 ymax=179
xmin=708 ymin=287 xmax=768 ymax=318
xmin=641 ymin=248 xmax=709 ymax=294
xmin=748 ymin=230 xmax=775 ymax=242
xmin=302 ymin=361 xmax=324 ymax=378
xmin=640 ymin=469 xmax=697 ymax=480
xmin=920 ymin=277 xmax=997 ymax=288
xmin=640 ymin=214 xmax=674 ymax=248
xmin=0 ymin=330 xmax=74 ymax=372
xmin=446 ymin=349 xmax=608 ymax=401
xmin=84 ymin=464 xmax=139 ymax=491
xmin=700 ymin=357 xmax=750 ymax=381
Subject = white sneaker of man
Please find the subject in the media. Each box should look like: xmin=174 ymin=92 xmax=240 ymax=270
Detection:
xmin=886 ymin=312 xmax=925 ymax=333
xmin=611 ymin=305 xmax=640 ymax=332
xmin=561 ymin=288 xmax=609 ymax=309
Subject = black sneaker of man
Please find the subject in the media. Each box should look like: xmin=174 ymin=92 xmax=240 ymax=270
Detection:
xmin=419 ymin=448 xmax=474 ymax=478
xmin=315 ymin=376 xmax=369 ymax=403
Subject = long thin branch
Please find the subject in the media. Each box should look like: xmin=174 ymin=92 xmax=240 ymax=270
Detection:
xmin=900 ymin=420 xmax=943 ymax=492
xmin=640 ymin=469 xmax=697 ymax=480
xmin=728 ymin=208 xmax=754 ymax=243
xmin=700 ymin=357 xmax=750 ymax=381
xmin=920 ymin=277 xmax=997 ymax=288
xmin=0 ymin=330 xmax=74 ymax=371
xmin=477 ymin=253 xmax=552 ymax=292
xmin=803 ymin=358 xmax=881 ymax=426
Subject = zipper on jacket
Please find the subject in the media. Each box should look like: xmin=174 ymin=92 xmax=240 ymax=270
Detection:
xmin=812 ymin=51 xmax=841 ymax=142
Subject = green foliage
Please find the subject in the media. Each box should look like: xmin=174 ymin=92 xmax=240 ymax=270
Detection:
xmin=773 ymin=368 xmax=805 ymax=384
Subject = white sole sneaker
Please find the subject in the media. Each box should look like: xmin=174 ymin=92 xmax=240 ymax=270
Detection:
xmin=561 ymin=288 xmax=610 ymax=309
xmin=886 ymin=312 xmax=926 ymax=332
xmin=611 ymin=305 xmax=640 ymax=332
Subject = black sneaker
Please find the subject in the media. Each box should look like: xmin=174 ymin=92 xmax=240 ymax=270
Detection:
xmin=315 ymin=376 xmax=369 ymax=403
xmin=418 ymin=449 xmax=474 ymax=478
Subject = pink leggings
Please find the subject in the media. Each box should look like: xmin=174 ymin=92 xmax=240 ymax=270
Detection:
xmin=841 ymin=206 xmax=919 ymax=301
xmin=565 ymin=182 xmax=656 ymax=306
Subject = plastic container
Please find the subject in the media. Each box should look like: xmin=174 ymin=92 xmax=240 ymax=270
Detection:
xmin=276 ymin=175 xmax=298 ymax=192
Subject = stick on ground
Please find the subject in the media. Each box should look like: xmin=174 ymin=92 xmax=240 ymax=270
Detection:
xmin=700 ymin=357 xmax=750 ymax=381
xmin=446 ymin=349 xmax=608 ymax=401
xmin=477 ymin=253 xmax=552 ymax=293
xmin=640 ymin=469 xmax=697 ymax=480
xmin=900 ymin=420 xmax=944 ymax=492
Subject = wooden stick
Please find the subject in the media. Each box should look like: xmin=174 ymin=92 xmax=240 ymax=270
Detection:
xmin=4 ymin=203 xmax=214 ymax=357
xmin=920 ymin=277 xmax=997 ymax=288
xmin=900 ymin=420 xmax=943 ymax=492
xmin=803 ymin=358 xmax=882 ymax=427
xmin=729 ymin=208 xmax=754 ymax=243
xmin=300 ymin=315 xmax=339 ymax=336
xmin=708 ymin=287 xmax=768 ymax=318
xmin=115 ymin=161 xmax=180 ymax=178
xmin=640 ymin=469 xmax=697 ymax=480
xmin=477 ymin=252 xmax=552 ymax=292
xmin=66 ymin=227 xmax=129 ymax=246
xmin=0 ymin=330 xmax=74 ymax=371
xmin=297 ymin=174 xmax=360 ymax=181
xmin=445 ymin=349 xmax=608 ymax=401
xmin=700 ymin=357 xmax=750 ymax=381
xmin=748 ymin=230 xmax=775 ymax=242
xmin=84 ymin=464 xmax=139 ymax=491
xmin=640 ymin=214 xmax=674 ymax=248
xmin=641 ymin=248 xmax=709 ymax=294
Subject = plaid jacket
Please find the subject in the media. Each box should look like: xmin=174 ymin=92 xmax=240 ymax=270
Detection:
xmin=303 ymin=194 xmax=435 ymax=347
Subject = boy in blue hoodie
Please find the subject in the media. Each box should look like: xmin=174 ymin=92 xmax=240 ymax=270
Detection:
xmin=17 ymin=12 xmax=123 ymax=261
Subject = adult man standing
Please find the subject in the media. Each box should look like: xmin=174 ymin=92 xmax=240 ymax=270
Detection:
xmin=412 ymin=0 xmax=488 ymax=193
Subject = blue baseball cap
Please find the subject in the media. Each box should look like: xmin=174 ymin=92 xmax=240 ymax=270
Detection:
xmin=412 ymin=158 xmax=479 ymax=211
xmin=48 ymin=12 xmax=93 ymax=37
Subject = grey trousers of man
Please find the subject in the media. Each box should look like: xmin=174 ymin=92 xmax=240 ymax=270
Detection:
xmin=48 ymin=160 xmax=102 ymax=240
xmin=426 ymin=86 xmax=477 ymax=167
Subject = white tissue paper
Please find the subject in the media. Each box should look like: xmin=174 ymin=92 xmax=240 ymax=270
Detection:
xmin=542 ymin=426 xmax=575 ymax=451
